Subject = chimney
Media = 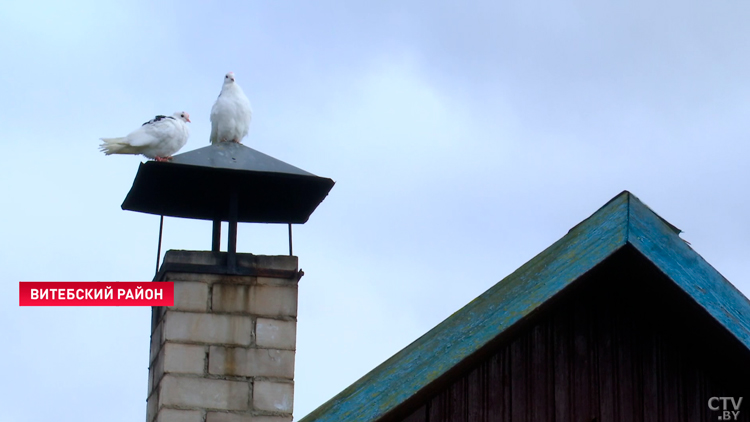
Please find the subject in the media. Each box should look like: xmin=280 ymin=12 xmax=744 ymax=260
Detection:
xmin=119 ymin=142 xmax=334 ymax=422
xmin=146 ymin=251 xmax=301 ymax=422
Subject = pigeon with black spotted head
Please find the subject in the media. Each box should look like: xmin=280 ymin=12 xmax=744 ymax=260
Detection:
xmin=210 ymin=72 xmax=253 ymax=144
xmin=99 ymin=112 xmax=191 ymax=161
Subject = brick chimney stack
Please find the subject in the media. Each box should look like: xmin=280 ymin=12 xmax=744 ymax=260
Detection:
xmin=120 ymin=142 xmax=333 ymax=422
xmin=146 ymin=250 xmax=300 ymax=422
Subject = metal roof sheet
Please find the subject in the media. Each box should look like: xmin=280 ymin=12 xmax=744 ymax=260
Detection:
xmin=170 ymin=141 xmax=315 ymax=175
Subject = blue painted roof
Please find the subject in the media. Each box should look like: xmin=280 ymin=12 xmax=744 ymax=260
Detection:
xmin=299 ymin=191 xmax=750 ymax=422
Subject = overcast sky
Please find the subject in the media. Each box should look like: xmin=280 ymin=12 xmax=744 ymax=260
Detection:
xmin=3 ymin=1 xmax=750 ymax=420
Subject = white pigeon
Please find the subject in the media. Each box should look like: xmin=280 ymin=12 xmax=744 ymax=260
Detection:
xmin=100 ymin=112 xmax=191 ymax=161
xmin=210 ymin=72 xmax=253 ymax=144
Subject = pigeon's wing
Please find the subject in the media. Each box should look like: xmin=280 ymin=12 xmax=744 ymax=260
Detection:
xmin=127 ymin=116 xmax=177 ymax=147
xmin=142 ymin=115 xmax=172 ymax=126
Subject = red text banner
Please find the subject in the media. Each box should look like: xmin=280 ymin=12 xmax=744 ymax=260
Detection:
xmin=19 ymin=282 xmax=174 ymax=306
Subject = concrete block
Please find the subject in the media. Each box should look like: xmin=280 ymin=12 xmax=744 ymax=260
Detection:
xmin=147 ymin=390 xmax=159 ymax=422
xmin=164 ymin=312 xmax=253 ymax=346
xmin=159 ymin=375 xmax=249 ymax=410
xmin=212 ymin=284 xmax=251 ymax=314
xmin=150 ymin=319 xmax=164 ymax=363
xmin=148 ymin=361 xmax=154 ymax=397
xmin=164 ymin=343 xmax=205 ymax=375
xmin=172 ymin=281 xmax=208 ymax=311
xmin=167 ymin=272 xmax=255 ymax=285
xmin=163 ymin=250 xmax=223 ymax=266
xmin=206 ymin=413 xmax=292 ymax=422
xmin=209 ymin=346 xmax=294 ymax=378
xmin=213 ymin=285 xmax=297 ymax=317
xmin=251 ymin=255 xmax=297 ymax=272
xmin=157 ymin=408 xmax=203 ymax=422
xmin=152 ymin=346 xmax=165 ymax=392
xmin=253 ymin=286 xmax=297 ymax=317
xmin=162 ymin=251 xmax=296 ymax=272
xmin=253 ymin=381 xmax=294 ymax=413
xmin=256 ymin=276 xmax=295 ymax=286
xmin=256 ymin=319 xmax=296 ymax=350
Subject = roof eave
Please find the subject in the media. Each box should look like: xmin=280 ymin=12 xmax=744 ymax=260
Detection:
xmin=627 ymin=194 xmax=750 ymax=350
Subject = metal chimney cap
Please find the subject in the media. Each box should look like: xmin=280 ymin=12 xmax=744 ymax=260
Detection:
xmin=121 ymin=142 xmax=335 ymax=224
xmin=170 ymin=141 xmax=315 ymax=175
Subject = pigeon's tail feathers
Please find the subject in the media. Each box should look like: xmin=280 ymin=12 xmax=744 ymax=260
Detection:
xmin=99 ymin=137 xmax=140 ymax=155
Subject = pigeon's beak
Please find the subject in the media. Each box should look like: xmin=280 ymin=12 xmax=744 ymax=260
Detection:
xmin=186 ymin=117 xmax=191 ymax=123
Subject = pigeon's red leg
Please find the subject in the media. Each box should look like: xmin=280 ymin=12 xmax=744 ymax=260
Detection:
xmin=155 ymin=156 xmax=170 ymax=162
xmin=232 ymin=138 xmax=240 ymax=143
